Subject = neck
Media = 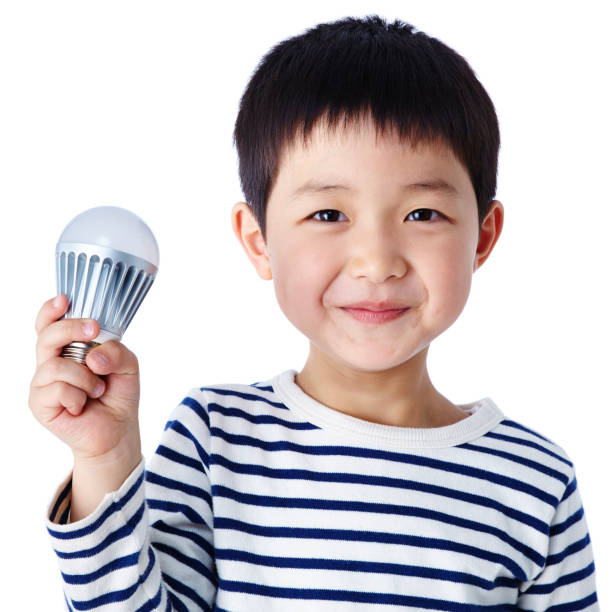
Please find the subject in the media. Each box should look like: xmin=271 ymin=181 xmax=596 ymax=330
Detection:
xmin=295 ymin=344 xmax=466 ymax=428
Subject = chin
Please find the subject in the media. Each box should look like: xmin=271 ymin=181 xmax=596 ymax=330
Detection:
xmin=336 ymin=349 xmax=423 ymax=373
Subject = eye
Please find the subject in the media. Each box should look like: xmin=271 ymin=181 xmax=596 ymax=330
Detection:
xmin=309 ymin=209 xmax=348 ymax=223
xmin=406 ymin=208 xmax=444 ymax=222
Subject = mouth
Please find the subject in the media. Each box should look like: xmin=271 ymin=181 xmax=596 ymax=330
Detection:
xmin=340 ymin=306 xmax=410 ymax=324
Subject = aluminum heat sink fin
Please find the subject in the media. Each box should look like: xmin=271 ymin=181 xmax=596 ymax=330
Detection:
xmin=56 ymin=242 xmax=158 ymax=341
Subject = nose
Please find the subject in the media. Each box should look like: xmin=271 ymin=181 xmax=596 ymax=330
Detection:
xmin=345 ymin=229 xmax=408 ymax=283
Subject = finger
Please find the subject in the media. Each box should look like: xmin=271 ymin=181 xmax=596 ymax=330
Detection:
xmin=36 ymin=318 xmax=100 ymax=366
xmin=29 ymin=380 xmax=89 ymax=422
xmin=86 ymin=341 xmax=139 ymax=377
xmin=33 ymin=356 xmax=106 ymax=400
xmin=35 ymin=295 xmax=69 ymax=335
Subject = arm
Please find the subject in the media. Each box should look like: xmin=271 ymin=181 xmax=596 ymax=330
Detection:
xmin=517 ymin=467 xmax=599 ymax=611
xmin=31 ymin=297 xmax=216 ymax=608
xmin=47 ymin=389 xmax=216 ymax=611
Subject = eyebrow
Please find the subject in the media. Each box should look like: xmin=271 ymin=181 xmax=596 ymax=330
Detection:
xmin=402 ymin=179 xmax=459 ymax=196
xmin=289 ymin=181 xmax=350 ymax=199
xmin=290 ymin=178 xmax=458 ymax=199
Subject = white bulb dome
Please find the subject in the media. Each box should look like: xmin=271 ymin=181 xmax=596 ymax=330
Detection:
xmin=58 ymin=206 xmax=159 ymax=267
xmin=56 ymin=206 xmax=159 ymax=353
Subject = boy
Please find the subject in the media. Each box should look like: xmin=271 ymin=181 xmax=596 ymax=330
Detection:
xmin=30 ymin=15 xmax=599 ymax=611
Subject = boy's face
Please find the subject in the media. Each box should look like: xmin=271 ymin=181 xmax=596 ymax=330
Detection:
xmin=233 ymin=117 xmax=502 ymax=374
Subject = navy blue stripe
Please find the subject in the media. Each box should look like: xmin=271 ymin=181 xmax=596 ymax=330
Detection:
xmin=147 ymin=499 xmax=208 ymax=526
xmin=55 ymin=503 xmax=145 ymax=560
xmin=200 ymin=386 xmax=288 ymax=410
xmin=134 ymin=583 xmax=163 ymax=612
xmin=155 ymin=444 xmax=205 ymax=474
xmin=48 ymin=470 xmax=143 ymax=540
xmin=218 ymin=579 xmax=517 ymax=611
xmin=561 ymin=477 xmax=577 ymax=502
xmin=179 ymin=395 xmax=209 ymax=429
xmin=163 ymin=420 xmax=210 ymax=469
xmin=215 ymin=548 xmax=519 ymax=590
xmin=211 ymin=453 xmax=549 ymax=534
xmin=163 ymin=571 xmax=212 ymax=612
xmin=547 ymin=534 xmax=591 ymax=567
xmin=62 ymin=552 xmax=139 ymax=584
xmin=146 ymin=470 xmax=211 ymax=506
xmin=213 ymin=484 xmax=541 ymax=566
xmin=500 ymin=419 xmax=552 ymax=444
xmin=210 ymin=427 xmax=558 ymax=507
xmin=250 ymin=383 xmax=274 ymax=391
xmin=460 ymin=442 xmax=568 ymax=484
xmin=209 ymin=402 xmax=318 ymax=430
xmin=70 ymin=546 xmax=155 ymax=610
xmin=50 ymin=478 xmax=71 ymax=522
xmin=166 ymin=587 xmax=189 ymax=612
xmin=522 ymin=562 xmax=596 ymax=595
xmin=59 ymin=503 xmax=71 ymax=525
xmin=546 ymin=592 xmax=598 ymax=612
xmin=153 ymin=541 xmax=216 ymax=586
xmin=151 ymin=519 xmax=214 ymax=559
xmin=214 ymin=516 xmax=528 ymax=580
xmin=484 ymin=431 xmax=571 ymax=467
xmin=551 ymin=507 xmax=584 ymax=537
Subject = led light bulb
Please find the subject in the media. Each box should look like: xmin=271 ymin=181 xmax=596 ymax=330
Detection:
xmin=56 ymin=206 xmax=159 ymax=364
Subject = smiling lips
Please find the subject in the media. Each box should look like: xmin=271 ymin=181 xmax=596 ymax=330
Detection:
xmin=340 ymin=302 xmax=410 ymax=324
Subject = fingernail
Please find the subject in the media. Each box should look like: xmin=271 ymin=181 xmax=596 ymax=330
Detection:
xmin=90 ymin=352 xmax=108 ymax=367
xmin=53 ymin=295 xmax=63 ymax=308
xmin=83 ymin=322 xmax=95 ymax=337
xmin=93 ymin=382 xmax=105 ymax=397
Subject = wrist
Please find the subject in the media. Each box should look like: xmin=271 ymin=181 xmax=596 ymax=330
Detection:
xmin=73 ymin=435 xmax=142 ymax=473
xmin=70 ymin=438 xmax=142 ymax=522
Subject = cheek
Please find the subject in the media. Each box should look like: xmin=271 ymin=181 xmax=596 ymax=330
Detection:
xmin=427 ymin=241 xmax=475 ymax=319
xmin=270 ymin=240 xmax=332 ymax=321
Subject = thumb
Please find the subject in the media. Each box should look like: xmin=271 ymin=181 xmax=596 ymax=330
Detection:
xmin=86 ymin=340 xmax=140 ymax=405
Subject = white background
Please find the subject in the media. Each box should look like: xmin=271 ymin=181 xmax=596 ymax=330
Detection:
xmin=1 ymin=1 xmax=609 ymax=608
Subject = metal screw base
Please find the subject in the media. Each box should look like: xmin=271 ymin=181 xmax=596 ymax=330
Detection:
xmin=61 ymin=341 xmax=101 ymax=365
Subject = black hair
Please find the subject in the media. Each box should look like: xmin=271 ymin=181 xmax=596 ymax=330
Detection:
xmin=233 ymin=15 xmax=500 ymax=241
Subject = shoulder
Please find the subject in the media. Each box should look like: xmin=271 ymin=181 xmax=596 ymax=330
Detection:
xmin=200 ymin=378 xmax=280 ymax=405
xmin=198 ymin=376 xmax=287 ymax=414
xmin=493 ymin=413 xmax=573 ymax=464
xmin=170 ymin=373 xmax=289 ymax=429
xmin=482 ymin=409 xmax=576 ymax=497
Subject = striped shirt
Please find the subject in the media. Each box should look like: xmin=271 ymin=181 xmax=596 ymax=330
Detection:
xmin=47 ymin=368 xmax=599 ymax=611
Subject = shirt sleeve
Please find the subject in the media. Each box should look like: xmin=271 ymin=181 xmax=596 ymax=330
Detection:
xmin=46 ymin=388 xmax=216 ymax=611
xmin=516 ymin=466 xmax=599 ymax=611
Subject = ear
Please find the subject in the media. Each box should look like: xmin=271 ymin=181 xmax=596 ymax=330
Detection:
xmin=473 ymin=200 xmax=504 ymax=272
xmin=231 ymin=202 xmax=272 ymax=280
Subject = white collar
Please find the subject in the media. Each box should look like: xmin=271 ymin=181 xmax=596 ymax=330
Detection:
xmin=272 ymin=369 xmax=504 ymax=450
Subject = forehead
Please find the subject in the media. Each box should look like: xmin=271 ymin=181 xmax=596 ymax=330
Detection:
xmin=273 ymin=115 xmax=472 ymax=194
